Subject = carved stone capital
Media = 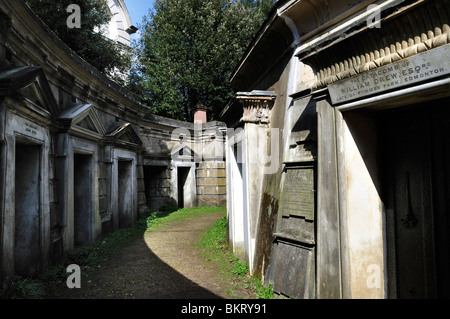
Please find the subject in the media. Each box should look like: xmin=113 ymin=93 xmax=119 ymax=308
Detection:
xmin=236 ymin=91 xmax=276 ymax=124
xmin=220 ymin=90 xmax=276 ymax=127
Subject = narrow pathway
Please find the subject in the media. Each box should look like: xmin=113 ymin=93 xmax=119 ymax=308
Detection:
xmin=50 ymin=210 xmax=247 ymax=299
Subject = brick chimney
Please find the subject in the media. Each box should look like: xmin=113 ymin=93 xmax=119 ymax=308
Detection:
xmin=194 ymin=103 xmax=208 ymax=124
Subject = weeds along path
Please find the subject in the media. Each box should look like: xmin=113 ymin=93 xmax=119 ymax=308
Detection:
xmin=50 ymin=208 xmax=253 ymax=299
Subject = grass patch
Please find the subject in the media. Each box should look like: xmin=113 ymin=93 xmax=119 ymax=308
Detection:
xmin=0 ymin=278 xmax=47 ymax=299
xmin=253 ymin=280 xmax=275 ymax=299
xmin=145 ymin=206 xmax=227 ymax=232
xmin=196 ymin=215 xmax=274 ymax=299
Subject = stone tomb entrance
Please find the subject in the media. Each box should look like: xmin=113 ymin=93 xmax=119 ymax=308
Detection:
xmin=0 ymin=66 xmax=54 ymax=282
xmin=57 ymin=104 xmax=104 ymax=252
xmin=335 ymin=89 xmax=450 ymax=298
xmin=171 ymin=163 xmax=197 ymax=209
xmin=171 ymin=145 xmax=197 ymax=209
xmin=104 ymin=123 xmax=142 ymax=232
xmin=143 ymin=163 xmax=172 ymax=212
xmin=3 ymin=116 xmax=51 ymax=280
xmin=73 ymin=152 xmax=94 ymax=247
xmin=177 ymin=166 xmax=190 ymax=208
xmin=117 ymin=159 xmax=133 ymax=228
xmin=107 ymin=148 xmax=138 ymax=231
xmin=14 ymin=142 xmax=41 ymax=277
xmin=379 ymin=97 xmax=450 ymax=298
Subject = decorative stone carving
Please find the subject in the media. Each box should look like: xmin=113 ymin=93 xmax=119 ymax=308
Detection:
xmin=220 ymin=90 xmax=276 ymax=126
xmin=300 ymin=0 xmax=450 ymax=91
xmin=236 ymin=91 xmax=277 ymax=124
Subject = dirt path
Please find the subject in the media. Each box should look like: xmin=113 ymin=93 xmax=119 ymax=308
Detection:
xmin=50 ymin=211 xmax=253 ymax=299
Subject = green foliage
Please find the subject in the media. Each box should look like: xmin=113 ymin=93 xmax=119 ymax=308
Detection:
xmin=199 ymin=215 xmax=228 ymax=251
xmin=130 ymin=0 xmax=276 ymax=121
xmin=0 ymin=278 xmax=46 ymax=299
xmin=38 ymin=265 xmax=68 ymax=285
xmin=148 ymin=206 xmax=227 ymax=230
xmin=197 ymin=214 xmax=276 ymax=299
xmin=68 ymin=221 xmax=147 ymax=269
xmin=25 ymin=0 xmax=131 ymax=83
xmin=253 ymin=280 xmax=275 ymax=299
xmin=231 ymin=260 xmax=249 ymax=277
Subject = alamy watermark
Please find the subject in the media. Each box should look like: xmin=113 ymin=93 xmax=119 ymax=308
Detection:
xmin=66 ymin=4 xmax=81 ymax=29
xmin=366 ymin=264 xmax=382 ymax=289
xmin=367 ymin=4 xmax=382 ymax=29
xmin=65 ymin=3 xmax=381 ymax=29
xmin=66 ymin=264 xmax=81 ymax=288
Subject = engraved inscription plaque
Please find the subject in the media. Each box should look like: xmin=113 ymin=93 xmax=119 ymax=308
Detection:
xmin=281 ymin=166 xmax=315 ymax=221
xmin=328 ymin=44 xmax=450 ymax=104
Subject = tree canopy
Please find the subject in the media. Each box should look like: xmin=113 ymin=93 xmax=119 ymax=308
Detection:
xmin=129 ymin=0 xmax=275 ymax=121
xmin=26 ymin=0 xmax=131 ymax=83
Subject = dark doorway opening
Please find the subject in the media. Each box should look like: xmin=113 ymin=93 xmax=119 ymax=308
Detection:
xmin=118 ymin=160 xmax=133 ymax=229
xmin=73 ymin=153 xmax=93 ymax=247
xmin=15 ymin=143 xmax=41 ymax=277
xmin=380 ymin=97 xmax=450 ymax=298
xmin=177 ymin=167 xmax=190 ymax=208
xmin=143 ymin=165 xmax=168 ymax=211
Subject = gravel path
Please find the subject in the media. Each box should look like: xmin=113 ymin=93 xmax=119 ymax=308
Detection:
xmin=49 ymin=210 xmax=253 ymax=299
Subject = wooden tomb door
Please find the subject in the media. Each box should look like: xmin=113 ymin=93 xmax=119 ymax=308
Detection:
xmin=381 ymin=97 xmax=450 ymax=299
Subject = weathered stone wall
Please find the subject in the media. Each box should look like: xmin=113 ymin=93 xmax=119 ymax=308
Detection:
xmin=140 ymin=115 xmax=227 ymax=210
xmin=196 ymin=161 xmax=227 ymax=207
xmin=49 ymin=133 xmax=64 ymax=265
xmin=143 ymin=163 xmax=174 ymax=212
xmin=0 ymin=0 xmax=152 ymax=286
xmin=225 ymin=0 xmax=450 ymax=300
xmin=136 ymin=158 xmax=149 ymax=219
xmin=98 ymin=153 xmax=110 ymax=234
xmin=0 ymin=0 xmax=228 ymax=289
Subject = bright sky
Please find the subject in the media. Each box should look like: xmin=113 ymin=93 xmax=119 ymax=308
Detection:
xmin=124 ymin=0 xmax=155 ymax=41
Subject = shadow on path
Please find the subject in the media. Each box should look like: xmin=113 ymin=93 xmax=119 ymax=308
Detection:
xmin=47 ymin=211 xmax=227 ymax=299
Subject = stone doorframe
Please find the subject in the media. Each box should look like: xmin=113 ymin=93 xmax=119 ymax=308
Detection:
xmin=171 ymin=161 xmax=197 ymax=209
xmin=1 ymin=111 xmax=51 ymax=281
xmin=312 ymin=48 xmax=450 ymax=299
xmin=57 ymin=134 xmax=101 ymax=253
xmin=107 ymin=147 xmax=138 ymax=230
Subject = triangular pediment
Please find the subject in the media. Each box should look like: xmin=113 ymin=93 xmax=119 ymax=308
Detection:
xmin=0 ymin=66 xmax=58 ymax=115
xmin=106 ymin=123 xmax=142 ymax=146
xmin=19 ymin=81 xmax=46 ymax=109
xmin=58 ymin=103 xmax=105 ymax=139
xmin=120 ymin=131 xmax=134 ymax=143
xmin=77 ymin=115 xmax=100 ymax=133
xmin=171 ymin=143 xmax=198 ymax=162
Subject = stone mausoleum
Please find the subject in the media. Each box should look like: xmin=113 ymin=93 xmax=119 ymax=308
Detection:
xmin=223 ymin=0 xmax=450 ymax=299
xmin=0 ymin=0 xmax=226 ymax=287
